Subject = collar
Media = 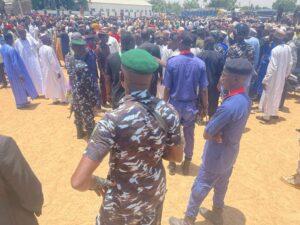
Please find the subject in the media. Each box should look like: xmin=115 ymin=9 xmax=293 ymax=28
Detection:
xmin=180 ymin=50 xmax=191 ymax=55
xmin=119 ymin=90 xmax=152 ymax=105
xmin=224 ymin=87 xmax=245 ymax=99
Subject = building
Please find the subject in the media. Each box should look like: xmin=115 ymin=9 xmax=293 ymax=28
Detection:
xmin=88 ymin=0 xmax=152 ymax=18
xmin=4 ymin=0 xmax=32 ymax=15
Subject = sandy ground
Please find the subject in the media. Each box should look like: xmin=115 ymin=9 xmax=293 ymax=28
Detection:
xmin=0 ymin=84 xmax=300 ymax=225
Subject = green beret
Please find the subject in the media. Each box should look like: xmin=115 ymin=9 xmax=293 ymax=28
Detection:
xmin=121 ymin=49 xmax=159 ymax=75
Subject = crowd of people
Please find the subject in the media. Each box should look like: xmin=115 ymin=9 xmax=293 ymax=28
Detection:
xmin=0 ymin=11 xmax=300 ymax=225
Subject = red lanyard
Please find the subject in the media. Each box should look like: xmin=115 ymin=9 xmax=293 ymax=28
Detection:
xmin=180 ymin=50 xmax=191 ymax=55
xmin=224 ymin=87 xmax=245 ymax=99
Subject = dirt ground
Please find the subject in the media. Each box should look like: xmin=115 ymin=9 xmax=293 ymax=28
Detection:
xmin=0 ymin=84 xmax=300 ymax=225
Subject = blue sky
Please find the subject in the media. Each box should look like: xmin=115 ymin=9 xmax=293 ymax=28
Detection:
xmin=168 ymin=0 xmax=300 ymax=8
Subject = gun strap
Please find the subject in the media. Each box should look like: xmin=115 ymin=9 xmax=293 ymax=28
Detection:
xmin=135 ymin=100 xmax=168 ymax=134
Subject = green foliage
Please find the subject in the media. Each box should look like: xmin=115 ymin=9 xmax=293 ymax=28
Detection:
xmin=272 ymin=0 xmax=297 ymax=12
xmin=150 ymin=0 xmax=182 ymax=15
xmin=207 ymin=0 xmax=237 ymax=10
xmin=150 ymin=0 xmax=167 ymax=13
xmin=183 ymin=0 xmax=199 ymax=9
xmin=166 ymin=1 xmax=182 ymax=15
xmin=31 ymin=0 xmax=88 ymax=10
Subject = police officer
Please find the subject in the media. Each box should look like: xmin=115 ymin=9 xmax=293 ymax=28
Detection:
xmin=164 ymin=31 xmax=208 ymax=175
xmin=169 ymin=58 xmax=252 ymax=225
xmin=65 ymin=33 xmax=96 ymax=139
xmin=71 ymin=49 xmax=183 ymax=225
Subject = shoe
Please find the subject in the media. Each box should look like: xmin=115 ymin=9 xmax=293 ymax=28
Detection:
xmin=52 ymin=101 xmax=60 ymax=105
xmin=169 ymin=216 xmax=195 ymax=225
xmin=87 ymin=129 xmax=94 ymax=139
xmin=256 ymin=116 xmax=271 ymax=123
xmin=271 ymin=116 xmax=279 ymax=120
xmin=168 ymin=162 xmax=176 ymax=176
xmin=199 ymin=207 xmax=223 ymax=225
xmin=281 ymin=174 xmax=300 ymax=189
xmin=182 ymin=158 xmax=191 ymax=176
xmin=76 ymin=125 xmax=85 ymax=139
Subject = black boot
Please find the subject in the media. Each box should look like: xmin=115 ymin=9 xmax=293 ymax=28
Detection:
xmin=76 ymin=125 xmax=85 ymax=139
xmin=181 ymin=158 xmax=191 ymax=176
xmin=168 ymin=162 xmax=176 ymax=176
xmin=169 ymin=216 xmax=196 ymax=225
xmin=199 ymin=206 xmax=223 ymax=225
xmin=87 ymin=129 xmax=94 ymax=139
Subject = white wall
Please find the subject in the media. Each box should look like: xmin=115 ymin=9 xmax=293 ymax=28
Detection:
xmin=88 ymin=3 xmax=152 ymax=18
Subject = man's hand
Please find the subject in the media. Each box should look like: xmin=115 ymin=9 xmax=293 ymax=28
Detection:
xmin=213 ymin=133 xmax=223 ymax=144
xmin=90 ymin=176 xmax=115 ymax=197
xmin=262 ymin=83 xmax=267 ymax=90
xmin=35 ymin=210 xmax=42 ymax=217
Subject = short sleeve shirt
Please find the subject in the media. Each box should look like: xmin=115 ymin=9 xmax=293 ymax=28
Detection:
xmin=84 ymin=90 xmax=181 ymax=222
xmin=164 ymin=53 xmax=208 ymax=102
xmin=202 ymin=93 xmax=251 ymax=174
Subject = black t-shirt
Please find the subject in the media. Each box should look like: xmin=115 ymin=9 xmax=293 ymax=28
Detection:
xmin=198 ymin=50 xmax=224 ymax=88
xmin=139 ymin=42 xmax=162 ymax=96
xmin=106 ymin=52 xmax=125 ymax=109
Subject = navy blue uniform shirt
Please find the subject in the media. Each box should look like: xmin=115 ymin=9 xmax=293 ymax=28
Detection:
xmin=202 ymin=92 xmax=251 ymax=174
xmin=163 ymin=53 xmax=208 ymax=102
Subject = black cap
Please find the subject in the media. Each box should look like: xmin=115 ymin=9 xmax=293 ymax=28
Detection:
xmin=180 ymin=31 xmax=194 ymax=48
xmin=235 ymin=23 xmax=250 ymax=37
xmin=223 ymin=58 xmax=253 ymax=77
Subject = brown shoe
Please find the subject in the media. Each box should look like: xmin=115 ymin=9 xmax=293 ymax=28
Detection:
xmin=182 ymin=158 xmax=191 ymax=176
xmin=76 ymin=125 xmax=85 ymax=139
xmin=199 ymin=207 xmax=223 ymax=225
xmin=169 ymin=216 xmax=195 ymax=225
xmin=168 ymin=162 xmax=176 ymax=176
xmin=281 ymin=174 xmax=300 ymax=189
xmin=256 ymin=116 xmax=271 ymax=123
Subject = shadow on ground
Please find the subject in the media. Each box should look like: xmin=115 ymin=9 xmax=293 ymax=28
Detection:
xmin=172 ymin=162 xmax=200 ymax=177
xmin=18 ymin=103 xmax=40 ymax=111
xmin=195 ymin=206 xmax=246 ymax=225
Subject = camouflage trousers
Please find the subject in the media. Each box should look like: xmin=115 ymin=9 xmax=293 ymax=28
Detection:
xmin=73 ymin=102 xmax=95 ymax=132
xmin=95 ymin=201 xmax=163 ymax=225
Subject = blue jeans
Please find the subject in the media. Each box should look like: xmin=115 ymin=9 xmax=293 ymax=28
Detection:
xmin=185 ymin=166 xmax=233 ymax=218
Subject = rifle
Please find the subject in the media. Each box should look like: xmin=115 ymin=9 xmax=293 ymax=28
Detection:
xmin=68 ymin=104 xmax=74 ymax=119
xmin=66 ymin=90 xmax=73 ymax=119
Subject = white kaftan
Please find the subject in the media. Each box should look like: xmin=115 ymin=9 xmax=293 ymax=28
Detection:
xmin=259 ymin=44 xmax=293 ymax=117
xmin=15 ymin=35 xmax=44 ymax=95
xmin=39 ymin=45 xmax=66 ymax=101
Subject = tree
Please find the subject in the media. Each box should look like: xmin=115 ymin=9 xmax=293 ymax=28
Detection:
xmin=207 ymin=0 xmax=237 ymax=10
xmin=183 ymin=0 xmax=199 ymax=9
xmin=31 ymin=0 xmax=88 ymax=10
xmin=272 ymin=0 xmax=297 ymax=12
xmin=166 ymin=2 xmax=182 ymax=15
xmin=150 ymin=0 xmax=167 ymax=13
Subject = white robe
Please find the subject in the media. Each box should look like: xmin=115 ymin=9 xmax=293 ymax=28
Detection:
xmin=39 ymin=45 xmax=66 ymax=101
xmin=259 ymin=44 xmax=293 ymax=117
xmin=107 ymin=36 xmax=120 ymax=54
xmin=15 ymin=35 xmax=44 ymax=95
xmin=157 ymin=48 xmax=180 ymax=99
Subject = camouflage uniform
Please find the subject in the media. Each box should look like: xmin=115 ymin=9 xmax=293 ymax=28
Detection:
xmin=227 ymin=41 xmax=254 ymax=64
xmin=65 ymin=54 xmax=96 ymax=135
xmin=227 ymin=41 xmax=255 ymax=95
xmin=84 ymin=90 xmax=181 ymax=225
